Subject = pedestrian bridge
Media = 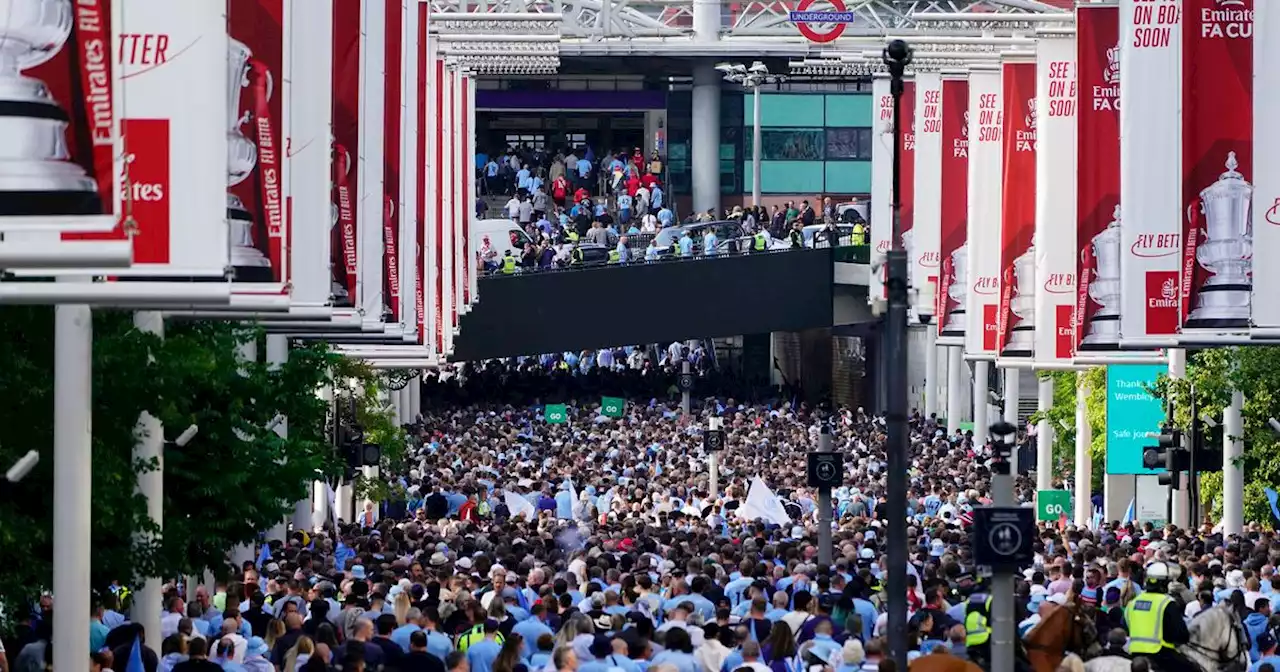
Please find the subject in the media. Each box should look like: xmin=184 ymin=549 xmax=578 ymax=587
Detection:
xmin=451 ymin=245 xmax=873 ymax=360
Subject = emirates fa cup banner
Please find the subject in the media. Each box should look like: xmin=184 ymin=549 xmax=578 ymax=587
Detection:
xmin=937 ymin=76 xmax=970 ymax=345
xmin=964 ymin=67 xmax=1003 ymax=358
xmin=913 ymin=72 xmax=943 ymax=317
xmin=869 ymin=76 xmax=892 ymax=302
xmin=287 ymin=0 xmax=333 ymax=307
xmin=1255 ymin=0 xmax=1280 ymax=329
xmin=331 ymin=0 xmax=361 ymax=308
xmin=1076 ymin=3 xmax=1123 ymax=352
xmin=357 ymin=0 xmax=387 ymax=327
xmin=16 ymin=0 xmax=118 ymax=225
xmin=227 ymin=0 xmax=289 ymax=286
xmin=995 ymin=60 xmax=1037 ymax=358
xmin=898 ymin=82 xmax=917 ymax=292
xmin=1034 ymin=36 xmax=1079 ymax=364
xmin=1180 ymin=0 xmax=1253 ymax=334
xmin=384 ymin=0 xmax=404 ymax=324
xmin=1119 ymin=0 xmax=1183 ymax=343
xmin=415 ymin=2 xmax=433 ymax=351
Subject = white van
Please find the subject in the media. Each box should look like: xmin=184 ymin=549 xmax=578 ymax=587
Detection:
xmin=472 ymin=218 xmax=535 ymax=269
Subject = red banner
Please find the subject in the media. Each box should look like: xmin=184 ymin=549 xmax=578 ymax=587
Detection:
xmin=1181 ymin=0 xmax=1253 ymax=331
xmin=995 ymin=61 xmax=1037 ymax=355
xmin=122 ymin=119 xmax=171 ymax=263
xmin=1075 ymin=3 xmax=1121 ymax=352
xmin=435 ymin=58 xmax=446 ymax=352
xmin=332 ymin=0 xmax=361 ymax=306
xmin=384 ymin=0 xmax=403 ymax=321
xmin=449 ymin=70 xmax=459 ymax=335
xmin=938 ymin=78 xmax=969 ymax=338
xmin=228 ymin=0 xmax=285 ymax=281
xmin=416 ymin=9 xmax=429 ymax=345
xmin=45 ymin=0 xmax=116 ymax=232
xmin=461 ymin=76 xmax=471 ymax=305
xmin=898 ymin=82 xmax=917 ymax=243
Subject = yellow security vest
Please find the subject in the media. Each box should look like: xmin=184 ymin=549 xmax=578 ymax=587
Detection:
xmin=1125 ymin=591 xmax=1173 ymax=654
xmin=753 ymin=232 xmax=767 ymax=251
xmin=571 ymin=248 xmax=584 ymax=265
xmin=501 ymin=256 xmax=517 ymax=274
xmin=608 ymin=249 xmax=621 ymax=263
xmin=965 ymin=596 xmax=992 ymax=647
xmin=852 ymin=223 xmax=866 ymax=246
xmin=457 ymin=624 xmax=504 ymax=653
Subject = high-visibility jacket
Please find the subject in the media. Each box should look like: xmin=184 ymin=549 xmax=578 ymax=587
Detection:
xmin=457 ymin=624 xmax=504 ymax=653
xmin=570 ymin=248 xmax=585 ymax=265
xmin=1125 ymin=591 xmax=1174 ymax=654
xmin=501 ymin=256 xmax=517 ymax=274
xmin=965 ymin=596 xmax=992 ymax=647
xmin=566 ymin=230 xmax=580 ymax=243
xmin=753 ymin=232 xmax=767 ymax=251
xmin=852 ymin=223 xmax=866 ymax=246
xmin=608 ymin=249 xmax=621 ymax=263
xmin=789 ymin=230 xmax=803 ymax=248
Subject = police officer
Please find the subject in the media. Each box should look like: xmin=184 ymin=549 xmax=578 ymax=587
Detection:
xmin=851 ymin=221 xmax=866 ymax=246
xmin=570 ymin=245 xmax=585 ymax=266
xmin=1125 ymin=562 xmax=1194 ymax=672
xmin=500 ymin=250 xmax=518 ymax=275
xmin=789 ymin=221 xmax=804 ymax=249
xmin=964 ymin=593 xmax=992 ymax=664
xmin=752 ymin=229 xmax=768 ymax=253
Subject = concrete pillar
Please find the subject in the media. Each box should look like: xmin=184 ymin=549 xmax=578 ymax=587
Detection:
xmin=946 ymin=346 xmax=963 ymax=436
xmin=131 ymin=312 xmax=164 ymax=642
xmin=1036 ymin=376 xmax=1054 ymax=491
xmin=1167 ymin=349 xmax=1191 ymax=529
xmin=1224 ymin=390 xmax=1244 ymax=536
xmin=54 ymin=297 xmax=92 ymax=670
xmin=230 ymin=339 xmax=259 ymax=569
xmin=1003 ymin=369 xmax=1021 ymax=472
xmin=1073 ymin=371 xmax=1093 ymax=527
xmin=692 ymin=0 xmax=718 ymax=42
xmin=923 ymin=331 xmax=938 ymax=419
xmin=409 ymin=380 xmax=421 ymax=422
xmin=973 ymin=360 xmax=990 ymax=447
xmin=691 ymin=63 xmax=721 ymax=218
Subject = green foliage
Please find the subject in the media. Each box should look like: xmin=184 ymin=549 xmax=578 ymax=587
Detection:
xmin=0 ymin=308 xmax=346 ymax=615
xmin=1028 ymin=368 xmax=1108 ymax=494
xmin=330 ymin=359 xmax=409 ymax=505
xmin=1151 ymin=346 xmax=1280 ymax=526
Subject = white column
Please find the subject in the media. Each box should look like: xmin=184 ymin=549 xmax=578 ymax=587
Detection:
xmin=230 ymin=338 xmax=259 ymax=568
xmin=1223 ymin=389 xmax=1244 ymax=536
xmin=692 ymin=0 xmax=718 ymax=42
xmin=691 ymin=63 xmax=721 ymax=217
xmin=751 ymin=84 xmax=762 ymax=207
xmin=1074 ymin=371 xmax=1092 ymax=527
xmin=131 ymin=311 xmax=164 ymax=643
xmin=973 ymin=360 xmax=990 ymax=446
xmin=946 ymin=347 xmax=963 ymax=435
xmin=312 ymin=480 xmax=330 ymax=532
xmin=54 ymin=295 xmax=92 ymax=671
xmin=1036 ymin=375 xmax=1054 ymax=491
xmin=924 ymin=332 xmax=938 ymax=419
xmin=336 ymin=481 xmax=354 ymax=523
xmin=1167 ymin=349 xmax=1190 ymax=528
xmin=1003 ymin=368 xmax=1020 ymax=471
xmin=408 ymin=379 xmax=421 ymax=422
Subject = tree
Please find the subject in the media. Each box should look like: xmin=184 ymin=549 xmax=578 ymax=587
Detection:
xmin=1028 ymin=368 xmax=1107 ymax=494
xmin=0 ymin=308 xmax=349 ymax=616
xmin=1152 ymin=346 xmax=1280 ymax=526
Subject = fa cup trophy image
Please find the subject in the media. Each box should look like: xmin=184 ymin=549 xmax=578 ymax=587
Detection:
xmin=0 ymin=0 xmax=102 ymax=215
xmin=1003 ymin=242 xmax=1036 ymax=356
xmin=1185 ymin=152 xmax=1252 ymax=329
xmin=1081 ymin=205 xmax=1122 ymax=347
xmin=227 ymin=37 xmax=272 ymax=279
xmin=941 ymin=245 xmax=968 ymax=338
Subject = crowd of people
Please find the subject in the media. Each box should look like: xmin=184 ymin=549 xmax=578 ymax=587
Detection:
xmin=8 ymin=362 xmax=1280 ymax=672
xmin=474 ymin=145 xmax=868 ymax=275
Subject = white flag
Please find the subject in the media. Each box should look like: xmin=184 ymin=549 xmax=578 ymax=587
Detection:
xmin=737 ymin=477 xmax=792 ymax=526
xmin=505 ymin=491 xmax=537 ymax=520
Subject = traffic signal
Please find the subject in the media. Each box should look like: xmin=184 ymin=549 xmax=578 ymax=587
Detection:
xmin=1190 ymin=415 xmax=1224 ymax=474
xmin=1143 ymin=424 xmax=1187 ymax=489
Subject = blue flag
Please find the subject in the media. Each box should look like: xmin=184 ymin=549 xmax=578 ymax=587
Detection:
xmin=255 ymin=543 xmax=272 ymax=571
xmin=1121 ymin=498 xmax=1136 ymax=526
xmin=1266 ymin=487 xmax=1280 ymax=523
xmin=126 ymin=636 xmax=145 ymax=672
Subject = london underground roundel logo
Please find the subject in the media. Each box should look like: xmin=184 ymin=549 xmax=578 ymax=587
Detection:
xmin=793 ymin=0 xmax=851 ymax=44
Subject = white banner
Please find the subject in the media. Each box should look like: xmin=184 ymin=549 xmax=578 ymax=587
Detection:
xmin=1119 ymin=0 xmax=1182 ymax=343
xmin=288 ymin=0 xmax=334 ymax=306
xmin=913 ymin=72 xmax=943 ymax=316
xmin=965 ymin=67 xmax=1003 ymax=357
xmin=359 ymin=0 xmax=387 ymax=328
xmin=1255 ymin=0 xmax=1280 ymax=329
xmin=869 ymin=76 xmax=893 ymax=303
xmin=1035 ymin=35 xmax=1079 ymax=365
xmin=425 ymin=52 xmax=441 ymax=356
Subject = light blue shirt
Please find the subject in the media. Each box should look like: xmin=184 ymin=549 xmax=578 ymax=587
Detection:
xmin=467 ymin=639 xmax=503 ymax=672
xmin=617 ymin=195 xmax=633 ymax=211
xmin=578 ymin=159 xmax=592 ymax=178
xmin=658 ymin=208 xmax=674 ymax=227
xmin=646 ymin=245 xmax=661 ymax=261
xmin=678 ymin=235 xmax=693 ymax=257
xmin=512 ymin=618 xmax=554 ymax=659
xmin=703 ymin=232 xmax=718 ymax=255
xmin=651 ymin=187 xmax=664 ymax=209
xmin=616 ymin=242 xmax=630 ymax=263
xmin=390 ymin=624 xmax=421 ymax=653
xmin=648 ymin=651 xmax=699 ymax=672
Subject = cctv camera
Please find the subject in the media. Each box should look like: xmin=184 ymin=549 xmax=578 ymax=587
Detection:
xmin=918 ymin=313 xmax=934 ymax=325
xmin=174 ymin=424 xmax=199 ymax=448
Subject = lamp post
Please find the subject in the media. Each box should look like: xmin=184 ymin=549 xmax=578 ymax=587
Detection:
xmin=716 ymin=61 xmax=779 ymax=207
xmin=882 ymin=38 xmax=913 ymax=672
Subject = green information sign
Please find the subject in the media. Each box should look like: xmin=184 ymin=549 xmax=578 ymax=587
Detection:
xmin=601 ymin=397 xmax=624 ymax=418
xmin=1036 ymin=490 xmax=1072 ymax=522
xmin=545 ymin=404 xmax=568 ymax=424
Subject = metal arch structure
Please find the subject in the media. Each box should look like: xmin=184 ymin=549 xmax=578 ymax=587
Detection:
xmin=428 ymin=0 xmax=1071 ymax=41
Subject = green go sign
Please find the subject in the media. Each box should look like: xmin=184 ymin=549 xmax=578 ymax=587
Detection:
xmin=1036 ymin=490 xmax=1072 ymax=522
xmin=545 ymin=404 xmax=568 ymax=424
xmin=601 ymin=397 xmax=624 ymax=418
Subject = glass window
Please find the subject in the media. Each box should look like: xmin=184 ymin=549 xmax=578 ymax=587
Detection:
xmin=745 ymin=130 xmax=826 ymax=161
xmin=825 ymin=128 xmax=872 ymax=160
xmin=504 ymin=134 xmax=546 ymax=151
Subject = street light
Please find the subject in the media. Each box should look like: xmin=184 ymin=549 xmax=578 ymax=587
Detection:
xmin=716 ymin=61 xmax=781 ymax=207
xmin=5 ymin=450 xmax=39 ymax=484
xmin=881 ymin=37 xmax=913 ymax=672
